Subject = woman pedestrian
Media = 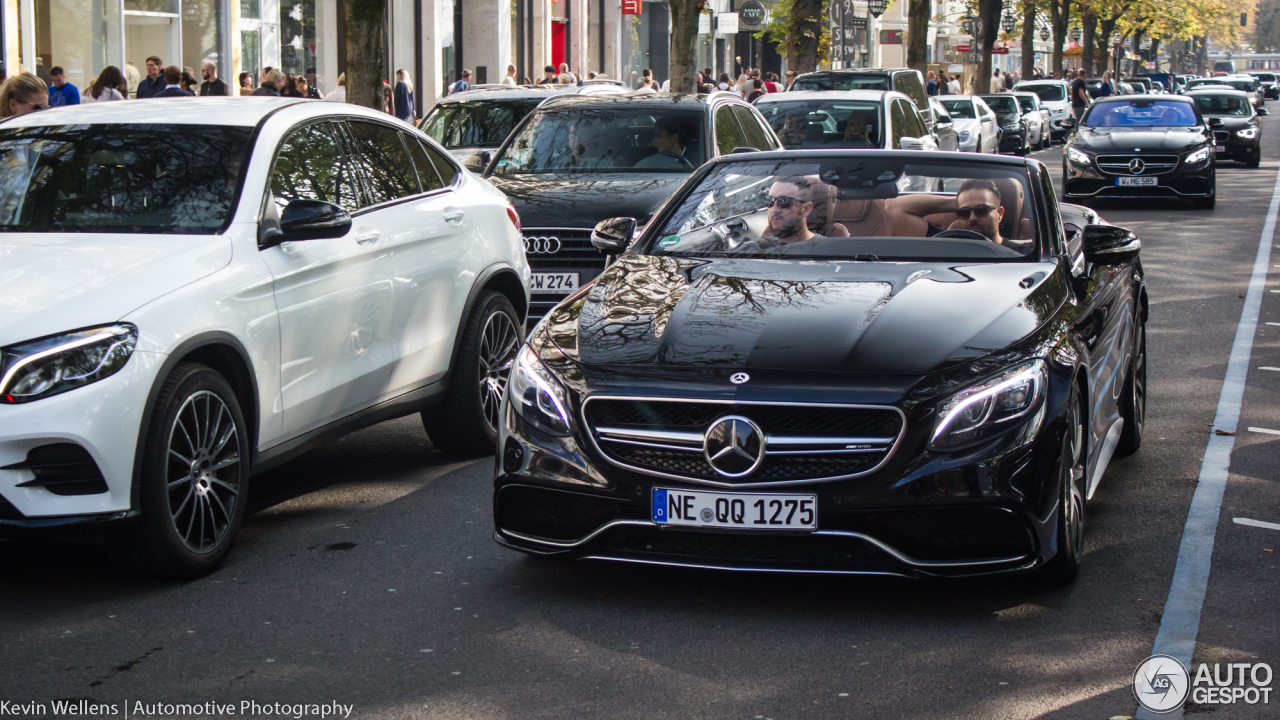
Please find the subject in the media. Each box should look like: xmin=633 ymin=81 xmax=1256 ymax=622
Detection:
xmin=252 ymin=69 xmax=283 ymax=96
xmin=394 ymin=69 xmax=415 ymax=122
xmin=1099 ymin=70 xmax=1114 ymax=97
xmin=83 ymin=65 xmax=128 ymax=102
xmin=0 ymin=73 xmax=48 ymax=117
xmin=717 ymin=73 xmax=733 ymax=92
xmin=746 ymin=79 xmax=765 ymax=103
xmin=282 ymin=74 xmax=305 ymax=98
xmin=179 ymin=70 xmax=199 ymax=94
xmin=239 ymin=72 xmax=254 ymax=96
xmin=296 ymin=74 xmax=321 ymax=99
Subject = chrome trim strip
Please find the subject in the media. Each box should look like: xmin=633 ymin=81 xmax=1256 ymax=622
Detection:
xmin=500 ymin=519 xmax=656 ymax=549
xmin=596 ymin=426 xmax=704 ymax=445
xmin=580 ymin=396 xmax=908 ymax=488
xmin=764 ymin=435 xmax=896 ymax=447
xmin=813 ymin=530 xmax=1031 ymax=568
xmin=764 ymin=448 xmax=884 ymax=456
xmin=599 ymin=437 xmax=704 ymax=452
xmin=579 ymin=556 xmax=911 ymax=578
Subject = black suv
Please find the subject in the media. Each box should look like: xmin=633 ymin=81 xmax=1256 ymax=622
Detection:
xmin=790 ymin=68 xmax=934 ymax=132
xmin=480 ymin=92 xmax=781 ymax=318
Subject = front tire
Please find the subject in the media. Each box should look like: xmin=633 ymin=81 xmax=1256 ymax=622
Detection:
xmin=1037 ymin=386 xmax=1086 ymax=587
xmin=423 ymin=291 xmax=521 ymax=455
xmin=108 ymin=364 xmax=249 ymax=579
xmin=1116 ymin=317 xmax=1147 ymax=457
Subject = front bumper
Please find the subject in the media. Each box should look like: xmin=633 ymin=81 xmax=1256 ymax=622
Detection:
xmin=1214 ymin=131 xmax=1261 ymax=163
xmin=1063 ymin=153 xmax=1214 ymax=200
xmin=999 ymin=128 xmax=1026 ymax=151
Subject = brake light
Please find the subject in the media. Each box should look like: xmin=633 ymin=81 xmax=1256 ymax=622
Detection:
xmin=506 ymin=205 xmax=521 ymax=232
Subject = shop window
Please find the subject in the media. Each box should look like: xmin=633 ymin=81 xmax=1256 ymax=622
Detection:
xmin=280 ymin=0 xmax=316 ymax=77
xmin=182 ymin=0 xmax=224 ymax=77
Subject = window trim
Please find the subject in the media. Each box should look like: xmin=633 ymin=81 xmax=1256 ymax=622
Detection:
xmin=264 ymin=118 xmax=364 ymax=220
xmin=337 ymin=118 xmax=458 ymax=216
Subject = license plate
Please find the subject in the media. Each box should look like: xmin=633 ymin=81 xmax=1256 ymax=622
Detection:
xmin=1117 ymin=177 xmax=1158 ymax=187
xmin=530 ymin=272 xmax=578 ymax=294
xmin=652 ymin=488 xmax=817 ymax=530
xmin=1215 ymin=145 xmax=1227 ymax=153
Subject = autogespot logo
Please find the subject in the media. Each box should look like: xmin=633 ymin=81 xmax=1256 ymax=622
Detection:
xmin=1133 ymin=655 xmax=1190 ymax=713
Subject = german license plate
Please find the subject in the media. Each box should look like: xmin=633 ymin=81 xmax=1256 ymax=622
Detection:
xmin=1215 ymin=145 xmax=1227 ymax=153
xmin=1117 ymin=176 xmax=1157 ymax=187
xmin=652 ymin=488 xmax=817 ymax=530
xmin=530 ymin=272 xmax=578 ymax=294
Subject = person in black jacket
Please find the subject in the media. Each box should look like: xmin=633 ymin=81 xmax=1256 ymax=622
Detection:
xmin=135 ymin=56 xmax=166 ymax=98
xmin=199 ymin=62 xmax=229 ymax=96
xmin=252 ymin=69 xmax=283 ymax=96
xmin=154 ymin=65 xmax=195 ymax=97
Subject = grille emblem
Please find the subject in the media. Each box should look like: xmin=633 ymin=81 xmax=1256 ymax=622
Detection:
xmin=1129 ymin=158 xmax=1145 ymax=174
xmin=730 ymin=372 xmax=750 ymax=385
xmin=522 ymin=235 xmax=561 ymax=254
xmin=703 ymin=416 xmax=765 ymax=478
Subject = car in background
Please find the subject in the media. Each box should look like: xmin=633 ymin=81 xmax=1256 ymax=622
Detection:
xmin=495 ymin=149 xmax=1147 ymax=587
xmin=1062 ymin=95 xmax=1216 ymax=208
xmin=1184 ymin=77 xmax=1264 ymax=109
xmin=756 ymin=90 xmax=940 ymax=151
xmin=1214 ymin=60 xmax=1237 ymax=75
xmin=937 ymin=95 xmax=1000 ymax=153
xmin=1014 ymin=79 xmax=1072 ymax=139
xmin=1085 ymin=78 xmax=1133 ymax=98
xmin=1013 ymin=91 xmax=1052 ymax=149
xmin=789 ymin=68 xmax=934 ymax=133
xmin=0 ymin=98 xmax=530 ymax=578
xmin=1188 ymin=88 xmax=1263 ymax=167
xmin=1246 ymin=71 xmax=1280 ymax=99
xmin=978 ymin=93 xmax=1032 ymax=154
xmin=419 ymin=84 xmax=627 ymax=162
xmin=1127 ymin=77 xmax=1154 ymax=94
xmin=479 ymin=92 xmax=781 ymax=319
xmin=929 ymin=98 xmax=961 ymax=151
xmin=1135 ymin=73 xmax=1180 ymax=93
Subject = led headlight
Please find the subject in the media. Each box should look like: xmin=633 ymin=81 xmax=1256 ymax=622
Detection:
xmin=929 ymin=360 xmax=1046 ymax=452
xmin=1185 ymin=147 xmax=1212 ymax=166
xmin=508 ymin=345 xmax=574 ymax=436
xmin=1066 ymin=146 xmax=1092 ymax=166
xmin=1237 ymin=127 xmax=1258 ymax=138
xmin=958 ymin=130 xmax=971 ymax=143
xmin=0 ymin=324 xmax=138 ymax=404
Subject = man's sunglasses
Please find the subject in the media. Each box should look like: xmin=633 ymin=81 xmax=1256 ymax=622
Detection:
xmin=955 ymin=204 xmax=997 ymax=219
xmin=766 ymin=196 xmax=802 ymax=209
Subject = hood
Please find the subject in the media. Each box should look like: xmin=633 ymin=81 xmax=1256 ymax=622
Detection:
xmin=996 ymin=112 xmax=1022 ymax=125
xmin=953 ymin=118 xmax=982 ymax=133
xmin=1074 ymin=126 xmax=1209 ymax=153
xmin=1205 ymin=115 xmax=1257 ymax=128
xmin=487 ymin=173 xmax=689 ymax=229
xmin=0 ymin=234 xmax=232 ymax=347
xmin=542 ymin=255 xmax=1065 ymax=376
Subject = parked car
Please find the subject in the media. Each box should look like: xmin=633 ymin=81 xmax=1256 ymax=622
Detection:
xmin=1013 ymin=79 xmax=1072 ymax=139
xmin=0 ymin=98 xmax=530 ymax=578
xmin=1188 ymin=88 xmax=1263 ymax=167
xmin=494 ymin=149 xmax=1147 ymax=586
xmin=478 ymin=92 xmax=781 ymax=319
xmin=419 ymin=84 xmax=627 ymax=162
xmin=937 ymin=95 xmax=1000 ymax=153
xmin=978 ymin=93 xmax=1032 ymax=154
xmin=756 ymin=90 xmax=938 ymax=151
xmin=1184 ymin=77 xmax=1264 ymax=109
xmin=1245 ymin=71 xmax=1280 ymax=99
xmin=1013 ymin=91 xmax=1052 ymax=149
xmin=929 ymin=97 xmax=961 ymax=151
xmin=789 ymin=68 xmax=935 ymax=133
xmin=1062 ymin=95 xmax=1216 ymax=208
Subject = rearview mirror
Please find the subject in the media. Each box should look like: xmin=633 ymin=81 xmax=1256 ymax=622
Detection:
xmin=464 ymin=150 xmax=492 ymax=173
xmin=591 ymin=217 xmax=636 ymax=254
xmin=279 ymin=199 xmax=352 ymax=243
xmin=1081 ymin=224 xmax=1141 ymax=265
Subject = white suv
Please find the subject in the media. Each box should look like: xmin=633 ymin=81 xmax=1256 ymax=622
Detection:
xmin=0 ymin=98 xmax=530 ymax=577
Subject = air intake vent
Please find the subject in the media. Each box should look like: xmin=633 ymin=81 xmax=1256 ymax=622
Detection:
xmin=0 ymin=494 xmax=24 ymax=519
xmin=3 ymin=444 xmax=109 ymax=496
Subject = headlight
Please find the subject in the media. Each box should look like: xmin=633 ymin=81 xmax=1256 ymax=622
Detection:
xmin=1237 ymin=127 xmax=1258 ymax=138
xmin=1185 ymin=147 xmax=1212 ymax=166
xmin=958 ymin=130 xmax=971 ymax=142
xmin=508 ymin=345 xmax=574 ymax=436
xmin=929 ymin=360 xmax=1046 ymax=452
xmin=0 ymin=324 xmax=138 ymax=404
xmin=1066 ymin=146 xmax=1092 ymax=166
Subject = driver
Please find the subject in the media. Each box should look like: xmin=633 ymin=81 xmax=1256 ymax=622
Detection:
xmin=832 ymin=112 xmax=873 ymax=147
xmin=634 ymin=117 xmax=689 ymax=169
xmin=739 ymin=176 xmax=821 ymax=249
xmin=885 ymin=178 xmax=1005 ymax=244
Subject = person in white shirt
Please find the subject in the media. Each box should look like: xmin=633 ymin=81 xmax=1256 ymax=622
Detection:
xmin=990 ymin=69 xmax=1003 ymax=94
xmin=557 ymin=63 xmax=577 ymax=84
xmin=635 ymin=77 xmax=657 ymax=94
xmin=501 ymin=63 xmax=518 ymax=86
xmin=323 ymin=73 xmax=346 ymax=102
xmin=660 ymin=78 xmax=670 ymax=92
xmin=948 ymin=75 xmax=961 ymax=94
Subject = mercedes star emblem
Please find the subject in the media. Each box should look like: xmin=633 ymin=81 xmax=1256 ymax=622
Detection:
xmin=730 ymin=372 xmax=750 ymax=385
xmin=703 ymin=416 xmax=765 ymax=477
xmin=1129 ymin=158 xmax=1146 ymax=174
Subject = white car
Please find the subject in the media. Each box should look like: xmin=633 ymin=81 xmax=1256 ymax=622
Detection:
xmin=1014 ymin=80 xmax=1073 ymax=140
xmin=755 ymin=90 xmax=938 ymax=151
xmin=935 ymin=95 xmax=1000 ymax=153
xmin=0 ymin=98 xmax=530 ymax=578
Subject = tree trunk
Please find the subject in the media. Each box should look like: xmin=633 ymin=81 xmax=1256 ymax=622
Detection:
xmin=1150 ymin=37 xmax=1161 ymax=72
xmin=1132 ymin=31 xmax=1144 ymax=74
xmin=780 ymin=0 xmax=824 ymax=74
xmin=1097 ymin=17 xmax=1115 ymax=76
xmin=1049 ymin=0 xmax=1072 ymax=75
xmin=343 ymin=0 xmax=387 ymax=110
xmin=1021 ymin=0 xmax=1036 ymax=79
xmin=977 ymin=0 xmax=1003 ymax=93
xmin=1081 ymin=13 xmax=1096 ymax=76
xmin=907 ymin=0 xmax=931 ymax=74
xmin=668 ymin=0 xmax=704 ymax=93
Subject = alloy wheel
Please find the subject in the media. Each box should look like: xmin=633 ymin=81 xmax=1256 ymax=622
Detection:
xmin=478 ymin=310 xmax=520 ymax=432
xmin=1062 ymin=401 xmax=1086 ymax=559
xmin=1133 ymin=325 xmax=1147 ymax=437
xmin=166 ymin=390 xmax=240 ymax=554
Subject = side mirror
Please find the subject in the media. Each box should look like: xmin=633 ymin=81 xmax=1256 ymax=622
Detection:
xmin=936 ymin=116 xmax=952 ymax=126
xmin=591 ymin=217 xmax=636 ymax=254
xmin=1209 ymin=117 xmax=1225 ymax=128
xmin=1061 ymin=117 xmax=1076 ymax=130
xmin=262 ymin=199 xmax=351 ymax=248
xmin=1081 ymin=224 xmax=1141 ymax=265
xmin=1259 ymin=107 xmax=1269 ymax=116
xmin=464 ymin=150 xmax=492 ymax=173
xmin=899 ymin=136 xmax=927 ymax=150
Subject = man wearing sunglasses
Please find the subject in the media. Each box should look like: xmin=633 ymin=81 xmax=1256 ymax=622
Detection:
xmin=759 ymin=177 xmax=818 ymax=246
xmin=885 ymin=178 xmax=1005 ymax=244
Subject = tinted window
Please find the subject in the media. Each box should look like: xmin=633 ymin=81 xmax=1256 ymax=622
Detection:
xmin=1084 ymin=99 xmax=1197 ymax=127
xmin=715 ymin=105 xmax=749 ymax=155
xmin=1193 ymin=94 xmax=1252 ymax=116
xmin=890 ymin=100 xmax=907 ymax=148
xmin=271 ymin=122 xmax=361 ymax=213
xmin=421 ymin=141 xmax=458 ymax=186
xmin=894 ymin=72 xmax=928 ymax=112
xmin=419 ymin=98 xmax=544 ymax=148
xmin=1016 ymin=96 xmax=1037 ymax=113
xmin=404 ymin=136 xmax=446 ymax=191
xmin=0 ymin=124 xmax=251 ymax=234
xmin=732 ymin=105 xmax=775 ymax=149
xmin=939 ymin=99 xmax=976 ymax=118
xmin=982 ymin=95 xmax=1020 ymax=114
xmin=900 ymin=101 xmax=927 ymax=140
xmin=345 ymin=121 xmax=421 ymax=205
xmin=1017 ymin=83 xmax=1067 ymax=102
xmin=492 ymin=107 xmax=707 ymax=174
xmin=792 ymin=74 xmax=890 ymax=92
xmin=758 ymin=99 xmax=883 ymax=149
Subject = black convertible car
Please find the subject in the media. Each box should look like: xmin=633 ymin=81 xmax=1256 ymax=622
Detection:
xmin=494 ymin=151 xmax=1147 ymax=585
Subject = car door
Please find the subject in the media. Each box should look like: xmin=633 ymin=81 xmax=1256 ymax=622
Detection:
xmin=731 ymin=104 xmax=781 ymax=150
xmin=976 ymin=99 xmax=998 ymax=152
xmin=340 ymin=119 xmax=469 ymax=401
xmin=260 ymin=119 xmax=399 ymax=438
xmin=893 ymin=70 xmax=934 ymax=133
xmin=713 ymin=103 xmax=751 ymax=157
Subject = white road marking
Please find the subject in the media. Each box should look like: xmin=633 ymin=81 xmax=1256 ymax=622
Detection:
xmin=1233 ymin=517 xmax=1280 ymax=531
xmin=1248 ymin=427 xmax=1280 ymax=435
xmin=1266 ymin=322 xmax=1280 ymax=326
xmin=1259 ymin=366 xmax=1280 ymax=371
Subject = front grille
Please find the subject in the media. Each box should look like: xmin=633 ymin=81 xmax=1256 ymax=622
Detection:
xmin=2 ymin=444 xmax=108 ymax=496
xmin=1096 ymin=155 xmax=1180 ymax=176
xmin=588 ymin=525 xmax=901 ymax=572
xmin=1214 ymin=130 xmax=1230 ymax=144
xmin=522 ymin=229 xmax=606 ymax=271
xmin=583 ymin=398 xmax=905 ymax=485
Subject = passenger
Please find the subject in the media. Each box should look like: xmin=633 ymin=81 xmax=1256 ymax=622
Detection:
xmin=833 ymin=112 xmax=874 ymax=147
xmin=885 ymin=178 xmax=1005 ymax=244
xmin=634 ymin=117 xmax=690 ymax=169
xmin=778 ymin=113 xmax=809 ymax=146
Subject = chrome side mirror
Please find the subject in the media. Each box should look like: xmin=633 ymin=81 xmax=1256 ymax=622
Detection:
xmin=1081 ymin=224 xmax=1140 ymax=265
xmin=591 ymin=217 xmax=636 ymax=254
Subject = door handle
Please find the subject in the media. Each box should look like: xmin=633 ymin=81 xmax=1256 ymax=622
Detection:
xmin=443 ymin=208 xmax=465 ymax=225
xmin=353 ymin=227 xmax=381 ymax=245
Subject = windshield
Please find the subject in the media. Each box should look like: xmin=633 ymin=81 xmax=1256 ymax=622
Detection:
xmin=1016 ymin=96 xmax=1038 ymax=113
xmin=647 ymin=157 xmax=1038 ymax=261
xmin=1083 ymin=99 xmax=1198 ymax=127
xmin=1193 ymin=94 xmax=1252 ymax=116
xmin=420 ymin=98 xmax=544 ymax=148
xmin=939 ymin=99 xmax=976 ymax=118
xmin=1189 ymin=79 xmax=1255 ymax=92
xmin=492 ymin=107 xmax=706 ymax=174
xmin=1253 ymin=73 xmax=1277 ymax=82
xmin=792 ymin=75 xmax=891 ymax=92
xmin=757 ymin=100 xmax=883 ymax=149
xmin=981 ymin=96 xmax=1020 ymax=114
xmin=0 ymin=124 xmax=250 ymax=234
xmin=1018 ymin=84 xmax=1066 ymax=102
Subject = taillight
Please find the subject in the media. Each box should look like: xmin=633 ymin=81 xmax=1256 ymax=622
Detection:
xmin=506 ymin=205 xmax=521 ymax=232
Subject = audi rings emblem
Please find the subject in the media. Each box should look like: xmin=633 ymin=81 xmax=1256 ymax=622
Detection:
xmin=523 ymin=235 xmax=562 ymax=254
xmin=1129 ymin=158 xmax=1146 ymax=175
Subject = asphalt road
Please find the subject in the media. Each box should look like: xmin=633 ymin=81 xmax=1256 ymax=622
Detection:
xmin=3 ymin=117 xmax=1280 ymax=720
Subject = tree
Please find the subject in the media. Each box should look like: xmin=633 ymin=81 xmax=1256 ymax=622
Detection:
xmin=762 ymin=0 xmax=830 ymax=75
xmin=1249 ymin=0 xmax=1280 ymax=51
xmin=1020 ymin=0 xmax=1037 ymax=78
xmin=1047 ymin=0 xmax=1074 ymax=74
xmin=908 ymin=0 xmax=931 ymax=74
xmin=342 ymin=0 xmax=386 ymax=109
xmin=668 ymin=0 xmax=704 ymax=93
xmin=977 ymin=0 xmax=1003 ymax=93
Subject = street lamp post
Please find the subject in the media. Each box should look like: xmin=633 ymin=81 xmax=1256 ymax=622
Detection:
xmin=868 ymin=0 xmax=888 ymax=68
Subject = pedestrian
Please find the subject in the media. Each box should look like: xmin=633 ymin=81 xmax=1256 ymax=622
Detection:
xmin=323 ymin=73 xmax=345 ymax=102
xmin=1004 ymin=70 xmax=1014 ymax=90
xmin=238 ymin=72 xmax=253 ymax=95
xmin=306 ymin=67 xmax=322 ymax=96
xmin=297 ymin=74 xmax=321 ymax=99
xmin=949 ymin=74 xmax=961 ymax=94
xmin=638 ymin=67 xmax=653 ymax=90
xmin=200 ymin=62 xmax=229 ymax=96
xmin=46 ymin=66 xmax=80 ymax=107
xmin=764 ymin=72 xmax=782 ymax=93
xmin=282 ymin=74 xmax=304 ymax=97
xmin=1098 ymin=70 xmax=1114 ymax=97
xmin=746 ymin=79 xmax=765 ymax=103
xmin=0 ymin=72 xmax=48 ymax=117
xmin=557 ymin=63 xmax=576 ymax=84
xmin=124 ymin=61 xmax=140 ymax=94
xmin=784 ymin=69 xmax=797 ymax=90
xmin=252 ymin=68 xmax=282 ymax=96
xmin=522 ymin=76 xmax=531 ymax=84
xmin=1071 ymin=68 xmax=1088 ymax=120
xmin=717 ymin=73 xmax=733 ymax=92
xmin=0 ymin=62 xmax=7 ymax=86
xmin=991 ymin=69 xmax=1003 ymax=93
xmin=501 ymin=63 xmax=518 ymax=86
xmin=447 ymin=69 xmax=471 ymax=94
xmin=179 ymin=70 xmax=199 ymax=94
xmin=83 ymin=65 xmax=127 ymax=102
xmin=259 ymin=66 xmax=274 ymax=87
xmin=636 ymin=76 xmax=657 ymax=94
xmin=538 ymin=65 xmax=557 ymax=85
xmin=135 ymin=56 xmax=165 ymax=98
xmin=394 ymin=69 xmax=415 ymax=122
xmin=926 ymin=70 xmax=938 ymax=96
xmin=382 ymin=82 xmax=395 ymax=115
xmin=154 ymin=65 xmax=194 ymax=97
